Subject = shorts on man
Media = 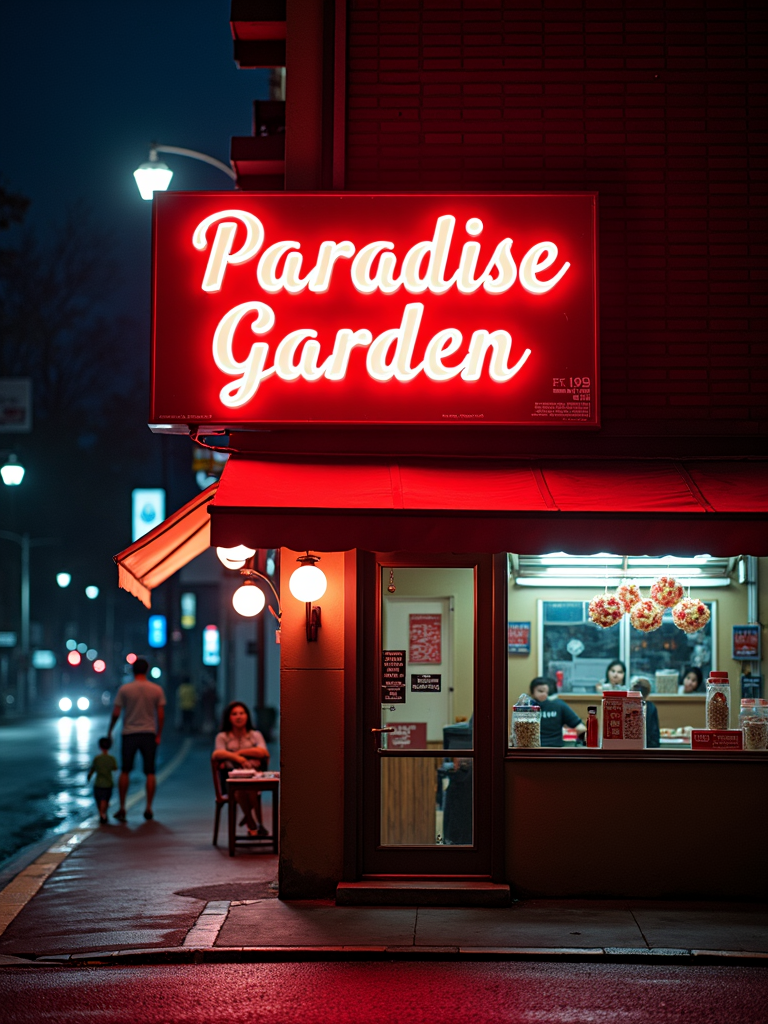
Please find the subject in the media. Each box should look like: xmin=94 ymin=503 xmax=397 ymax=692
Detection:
xmin=121 ymin=732 xmax=157 ymax=775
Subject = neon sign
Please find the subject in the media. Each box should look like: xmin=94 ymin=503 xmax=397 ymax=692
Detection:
xmin=151 ymin=193 xmax=598 ymax=428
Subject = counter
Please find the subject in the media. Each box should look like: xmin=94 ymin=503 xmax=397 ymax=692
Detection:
xmin=504 ymin=748 xmax=768 ymax=901
xmin=559 ymin=693 xmax=709 ymax=731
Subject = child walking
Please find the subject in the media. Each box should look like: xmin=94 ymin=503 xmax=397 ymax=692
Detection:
xmin=88 ymin=736 xmax=118 ymax=824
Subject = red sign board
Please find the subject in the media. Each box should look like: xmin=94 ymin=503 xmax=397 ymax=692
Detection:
xmin=151 ymin=192 xmax=598 ymax=429
xmin=388 ymin=723 xmax=428 ymax=749
xmin=691 ymin=730 xmax=743 ymax=751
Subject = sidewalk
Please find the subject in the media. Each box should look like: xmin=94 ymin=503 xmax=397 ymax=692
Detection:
xmin=1 ymin=742 xmax=766 ymax=966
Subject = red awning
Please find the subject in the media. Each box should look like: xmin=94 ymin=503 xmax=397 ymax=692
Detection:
xmin=209 ymin=456 xmax=768 ymax=556
xmin=114 ymin=482 xmax=218 ymax=608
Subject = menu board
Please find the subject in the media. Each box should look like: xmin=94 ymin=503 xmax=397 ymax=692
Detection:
xmin=411 ymin=673 xmax=441 ymax=692
xmin=382 ymin=650 xmax=406 ymax=704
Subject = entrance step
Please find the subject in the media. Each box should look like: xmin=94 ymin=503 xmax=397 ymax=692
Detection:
xmin=336 ymin=880 xmax=511 ymax=908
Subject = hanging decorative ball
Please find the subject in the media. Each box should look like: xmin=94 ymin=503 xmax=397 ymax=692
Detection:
xmin=650 ymin=575 xmax=684 ymax=608
xmin=387 ymin=568 xmax=396 ymax=593
xmin=672 ymin=598 xmax=711 ymax=634
xmin=588 ymin=594 xmax=624 ymax=628
xmin=629 ymin=598 xmax=664 ymax=633
xmin=616 ymin=582 xmax=642 ymax=613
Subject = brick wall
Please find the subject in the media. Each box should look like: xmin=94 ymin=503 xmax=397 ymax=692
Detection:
xmin=345 ymin=0 xmax=767 ymax=440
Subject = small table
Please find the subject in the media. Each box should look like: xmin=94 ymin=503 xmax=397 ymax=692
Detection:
xmin=227 ymin=776 xmax=280 ymax=857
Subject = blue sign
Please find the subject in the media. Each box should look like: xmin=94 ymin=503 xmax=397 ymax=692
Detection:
xmin=202 ymin=624 xmax=220 ymax=667
xmin=148 ymin=615 xmax=167 ymax=649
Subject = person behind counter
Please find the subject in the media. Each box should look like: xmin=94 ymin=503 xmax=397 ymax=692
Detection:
xmin=679 ymin=666 xmax=704 ymax=694
xmin=599 ymin=659 xmax=627 ymax=692
xmin=631 ymin=676 xmax=660 ymax=748
xmin=530 ymin=677 xmax=587 ymax=747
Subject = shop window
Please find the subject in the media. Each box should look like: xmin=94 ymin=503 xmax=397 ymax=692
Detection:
xmin=539 ymin=599 xmax=715 ymax=694
xmin=541 ymin=601 xmax=622 ymax=693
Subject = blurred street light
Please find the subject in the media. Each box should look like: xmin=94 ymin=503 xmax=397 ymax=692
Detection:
xmin=56 ymin=572 xmax=72 ymax=588
xmin=85 ymin=585 xmax=99 ymax=600
xmin=133 ymin=144 xmax=235 ymax=200
xmin=1 ymin=454 xmax=25 ymax=486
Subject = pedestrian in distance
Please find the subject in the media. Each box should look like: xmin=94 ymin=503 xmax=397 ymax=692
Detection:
xmin=108 ymin=657 xmax=166 ymax=822
xmin=87 ymin=736 xmax=118 ymax=824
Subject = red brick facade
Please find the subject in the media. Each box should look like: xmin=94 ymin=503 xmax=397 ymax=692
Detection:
xmin=345 ymin=0 xmax=767 ymax=442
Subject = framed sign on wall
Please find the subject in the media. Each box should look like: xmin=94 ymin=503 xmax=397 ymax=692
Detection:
xmin=151 ymin=192 xmax=599 ymax=430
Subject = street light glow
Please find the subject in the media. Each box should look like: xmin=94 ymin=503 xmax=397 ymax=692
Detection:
xmin=134 ymin=158 xmax=173 ymax=200
xmin=66 ymin=639 xmax=77 ymax=651
xmin=1 ymin=454 xmax=25 ymax=486
xmin=76 ymin=697 xmax=90 ymax=711
xmin=93 ymin=659 xmax=106 ymax=673
xmin=67 ymin=651 xmax=81 ymax=666
xmin=150 ymin=666 xmax=162 ymax=679
xmin=59 ymin=697 xmax=72 ymax=712
xmin=56 ymin=572 xmax=72 ymax=588
xmin=85 ymin=585 xmax=99 ymax=600
xmin=126 ymin=652 xmax=137 ymax=664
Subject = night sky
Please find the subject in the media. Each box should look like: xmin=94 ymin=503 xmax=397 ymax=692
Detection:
xmin=0 ymin=2 xmax=270 ymax=651
xmin=2 ymin=0 xmax=269 ymax=318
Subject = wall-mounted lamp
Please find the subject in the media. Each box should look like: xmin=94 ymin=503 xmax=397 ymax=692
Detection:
xmin=289 ymin=553 xmax=326 ymax=642
xmin=229 ymin=550 xmax=327 ymax=643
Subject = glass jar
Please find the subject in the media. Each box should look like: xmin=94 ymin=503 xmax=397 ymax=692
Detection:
xmin=706 ymin=671 xmax=730 ymax=730
xmin=741 ymin=698 xmax=768 ymax=751
xmin=511 ymin=703 xmax=541 ymax=748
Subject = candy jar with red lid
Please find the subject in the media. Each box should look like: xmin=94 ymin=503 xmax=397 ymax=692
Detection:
xmin=706 ymin=671 xmax=730 ymax=730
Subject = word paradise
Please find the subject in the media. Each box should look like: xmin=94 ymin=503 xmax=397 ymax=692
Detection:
xmin=151 ymin=194 xmax=598 ymax=428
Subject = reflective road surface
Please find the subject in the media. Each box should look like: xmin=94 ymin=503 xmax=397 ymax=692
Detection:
xmin=1 ymin=963 xmax=767 ymax=1024
xmin=0 ymin=714 xmax=112 ymax=866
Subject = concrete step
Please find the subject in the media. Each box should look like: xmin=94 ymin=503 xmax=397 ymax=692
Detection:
xmin=336 ymin=880 xmax=512 ymax=908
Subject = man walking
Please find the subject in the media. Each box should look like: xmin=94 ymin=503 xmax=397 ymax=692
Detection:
xmin=108 ymin=658 xmax=166 ymax=821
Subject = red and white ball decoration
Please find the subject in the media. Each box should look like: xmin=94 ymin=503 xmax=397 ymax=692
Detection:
xmin=588 ymin=594 xmax=624 ymax=629
xmin=650 ymin=575 xmax=684 ymax=608
xmin=616 ymin=582 xmax=642 ymax=613
xmin=672 ymin=598 xmax=711 ymax=634
xmin=629 ymin=598 xmax=664 ymax=633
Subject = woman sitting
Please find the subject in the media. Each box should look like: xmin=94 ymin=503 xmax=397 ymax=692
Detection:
xmin=212 ymin=701 xmax=270 ymax=836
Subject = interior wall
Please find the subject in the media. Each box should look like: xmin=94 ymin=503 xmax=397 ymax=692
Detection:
xmin=278 ymin=548 xmax=347 ymax=898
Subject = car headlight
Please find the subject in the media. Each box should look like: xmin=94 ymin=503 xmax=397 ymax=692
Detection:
xmin=59 ymin=697 xmax=73 ymax=712
xmin=76 ymin=697 xmax=90 ymax=711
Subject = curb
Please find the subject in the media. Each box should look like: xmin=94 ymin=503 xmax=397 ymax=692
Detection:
xmin=12 ymin=946 xmax=768 ymax=967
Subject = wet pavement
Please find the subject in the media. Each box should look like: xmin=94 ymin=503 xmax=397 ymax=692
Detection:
xmin=0 ymin=713 xmax=187 ymax=870
xmin=1 ymin=962 xmax=767 ymax=1023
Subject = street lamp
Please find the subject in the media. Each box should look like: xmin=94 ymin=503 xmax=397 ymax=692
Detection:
xmin=1 ymin=454 xmax=25 ymax=486
xmin=133 ymin=144 xmax=236 ymax=200
xmin=56 ymin=572 xmax=72 ymax=588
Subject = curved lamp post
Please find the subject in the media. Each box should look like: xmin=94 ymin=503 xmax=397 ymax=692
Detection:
xmin=133 ymin=144 xmax=236 ymax=200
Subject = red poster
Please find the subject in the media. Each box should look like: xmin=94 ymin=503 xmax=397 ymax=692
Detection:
xmin=389 ymin=723 xmax=428 ymax=749
xmin=151 ymin=192 xmax=599 ymax=430
xmin=409 ymin=614 xmax=442 ymax=664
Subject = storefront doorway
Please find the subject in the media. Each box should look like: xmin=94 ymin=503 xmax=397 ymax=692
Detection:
xmin=360 ymin=553 xmax=504 ymax=878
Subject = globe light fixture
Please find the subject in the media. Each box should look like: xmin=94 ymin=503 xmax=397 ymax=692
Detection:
xmin=1 ymin=454 xmax=25 ymax=486
xmin=289 ymin=554 xmax=326 ymax=641
xmin=133 ymin=144 xmax=236 ymax=201
xmin=232 ymin=580 xmax=266 ymax=617
xmin=217 ymin=545 xmax=256 ymax=570
xmin=85 ymin=585 xmax=99 ymax=600
xmin=56 ymin=572 xmax=72 ymax=588
xmin=289 ymin=554 xmax=327 ymax=603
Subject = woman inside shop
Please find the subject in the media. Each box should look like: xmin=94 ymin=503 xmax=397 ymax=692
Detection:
xmin=679 ymin=666 xmax=704 ymax=694
xmin=212 ymin=702 xmax=270 ymax=836
xmin=599 ymin=659 xmax=627 ymax=692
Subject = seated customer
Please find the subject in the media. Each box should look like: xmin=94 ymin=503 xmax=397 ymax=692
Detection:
xmin=679 ymin=666 xmax=704 ymax=694
xmin=530 ymin=677 xmax=586 ymax=747
xmin=212 ymin=701 xmax=270 ymax=837
xmin=631 ymin=676 xmax=660 ymax=748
